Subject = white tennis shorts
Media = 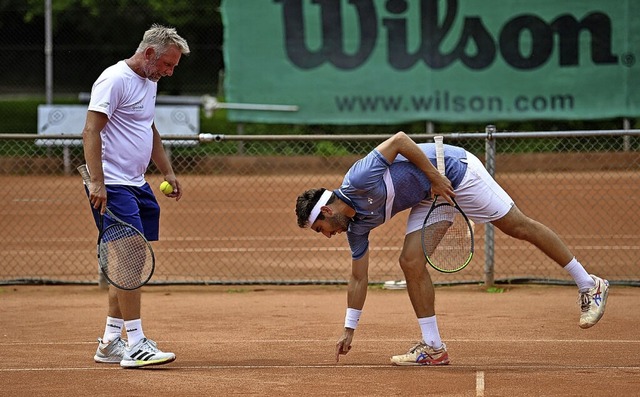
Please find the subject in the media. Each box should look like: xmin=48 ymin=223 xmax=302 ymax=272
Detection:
xmin=406 ymin=151 xmax=514 ymax=235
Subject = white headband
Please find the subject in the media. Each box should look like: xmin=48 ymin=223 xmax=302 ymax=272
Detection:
xmin=305 ymin=190 xmax=333 ymax=228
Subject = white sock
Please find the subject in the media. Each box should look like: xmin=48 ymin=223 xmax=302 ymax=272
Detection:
xmin=124 ymin=319 xmax=146 ymax=347
xmin=564 ymin=257 xmax=595 ymax=292
xmin=102 ymin=316 xmax=124 ymax=343
xmin=418 ymin=316 xmax=443 ymax=349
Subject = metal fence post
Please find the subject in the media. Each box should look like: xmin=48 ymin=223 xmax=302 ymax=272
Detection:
xmin=484 ymin=125 xmax=497 ymax=287
xmin=623 ymin=118 xmax=631 ymax=152
xmin=44 ymin=0 xmax=53 ymax=105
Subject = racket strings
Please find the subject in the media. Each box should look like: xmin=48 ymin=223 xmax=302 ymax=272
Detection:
xmin=423 ymin=205 xmax=473 ymax=272
xmin=99 ymin=224 xmax=153 ymax=289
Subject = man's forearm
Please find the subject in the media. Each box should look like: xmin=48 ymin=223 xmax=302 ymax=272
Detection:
xmin=346 ymin=275 xmax=368 ymax=310
xmin=82 ymin=134 xmax=104 ymax=182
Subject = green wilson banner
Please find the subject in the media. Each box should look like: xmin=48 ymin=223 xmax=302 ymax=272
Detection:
xmin=221 ymin=0 xmax=640 ymax=124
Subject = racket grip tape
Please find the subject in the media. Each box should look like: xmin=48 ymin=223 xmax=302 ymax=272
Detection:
xmin=434 ymin=136 xmax=445 ymax=175
xmin=77 ymin=164 xmax=91 ymax=185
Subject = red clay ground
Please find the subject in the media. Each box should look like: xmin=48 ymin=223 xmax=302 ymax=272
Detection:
xmin=0 ymin=284 xmax=638 ymax=397
xmin=2 ymin=155 xmax=639 ymax=396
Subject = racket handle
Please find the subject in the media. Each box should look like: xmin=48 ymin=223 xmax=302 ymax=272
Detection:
xmin=77 ymin=164 xmax=91 ymax=185
xmin=434 ymin=135 xmax=445 ymax=175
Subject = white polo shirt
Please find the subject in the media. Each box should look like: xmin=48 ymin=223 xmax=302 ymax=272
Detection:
xmin=88 ymin=60 xmax=157 ymax=186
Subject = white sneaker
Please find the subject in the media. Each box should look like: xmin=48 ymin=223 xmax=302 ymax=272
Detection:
xmin=94 ymin=337 xmax=126 ymax=363
xmin=390 ymin=341 xmax=450 ymax=366
xmin=579 ymin=274 xmax=609 ymax=329
xmin=120 ymin=338 xmax=176 ymax=368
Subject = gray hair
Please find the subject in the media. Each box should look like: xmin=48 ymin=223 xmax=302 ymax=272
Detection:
xmin=136 ymin=23 xmax=190 ymax=56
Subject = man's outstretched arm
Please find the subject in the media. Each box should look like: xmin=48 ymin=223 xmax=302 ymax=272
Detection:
xmin=336 ymin=252 xmax=369 ymax=362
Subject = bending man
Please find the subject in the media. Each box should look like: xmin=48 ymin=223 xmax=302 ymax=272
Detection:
xmin=295 ymin=131 xmax=609 ymax=366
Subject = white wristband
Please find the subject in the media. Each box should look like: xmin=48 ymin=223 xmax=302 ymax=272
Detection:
xmin=344 ymin=308 xmax=362 ymax=329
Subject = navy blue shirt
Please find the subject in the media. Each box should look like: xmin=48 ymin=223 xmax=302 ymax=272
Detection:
xmin=335 ymin=143 xmax=468 ymax=259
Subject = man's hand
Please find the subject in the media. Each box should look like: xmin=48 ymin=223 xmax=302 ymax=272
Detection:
xmin=88 ymin=180 xmax=108 ymax=215
xmin=335 ymin=328 xmax=355 ymax=362
xmin=430 ymin=172 xmax=455 ymax=205
xmin=163 ymin=176 xmax=183 ymax=201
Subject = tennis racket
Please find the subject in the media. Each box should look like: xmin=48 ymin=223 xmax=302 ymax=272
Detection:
xmin=421 ymin=136 xmax=474 ymax=273
xmin=78 ymin=164 xmax=155 ymax=290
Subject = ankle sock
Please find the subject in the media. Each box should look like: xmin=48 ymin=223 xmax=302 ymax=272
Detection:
xmin=102 ymin=316 xmax=124 ymax=343
xmin=124 ymin=319 xmax=145 ymax=347
xmin=418 ymin=315 xmax=443 ymax=349
xmin=564 ymin=257 xmax=595 ymax=292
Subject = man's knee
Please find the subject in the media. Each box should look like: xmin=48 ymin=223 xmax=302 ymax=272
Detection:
xmin=496 ymin=213 xmax=544 ymax=241
xmin=399 ymin=252 xmax=426 ymax=276
xmin=493 ymin=206 xmax=536 ymax=240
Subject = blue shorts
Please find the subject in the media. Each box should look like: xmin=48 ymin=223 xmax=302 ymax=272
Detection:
xmin=86 ymin=183 xmax=160 ymax=241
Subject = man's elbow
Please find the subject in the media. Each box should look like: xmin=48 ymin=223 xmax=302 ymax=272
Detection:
xmin=81 ymin=127 xmax=99 ymax=142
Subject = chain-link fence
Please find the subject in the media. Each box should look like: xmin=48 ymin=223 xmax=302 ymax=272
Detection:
xmin=1 ymin=129 xmax=639 ymax=287
xmin=2 ymin=3 xmax=639 ymax=287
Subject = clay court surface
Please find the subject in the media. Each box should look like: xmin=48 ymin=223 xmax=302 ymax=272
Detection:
xmin=2 ymin=158 xmax=639 ymax=396
xmin=1 ymin=283 xmax=639 ymax=396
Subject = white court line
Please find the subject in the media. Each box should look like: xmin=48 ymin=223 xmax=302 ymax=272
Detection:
xmin=2 ymin=338 xmax=640 ymax=346
xmin=4 ymin=245 xmax=640 ymax=255
xmin=496 ymin=245 xmax=640 ymax=251
xmin=2 ymin=364 xmax=640 ymax=373
xmin=2 ymin=246 xmax=409 ymax=255
xmin=4 ymin=236 xmax=320 ymax=243
xmin=476 ymin=371 xmax=485 ymax=397
xmin=6 ymin=234 xmax=640 ymax=243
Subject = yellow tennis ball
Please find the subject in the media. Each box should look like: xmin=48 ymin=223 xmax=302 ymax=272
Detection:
xmin=160 ymin=181 xmax=173 ymax=195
